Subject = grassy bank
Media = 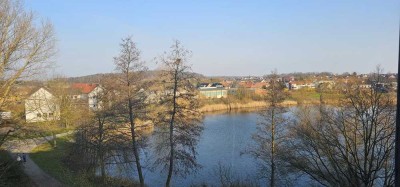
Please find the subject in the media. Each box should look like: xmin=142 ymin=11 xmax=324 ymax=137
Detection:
xmin=30 ymin=136 xmax=139 ymax=187
xmin=199 ymin=89 xmax=345 ymax=112
xmin=200 ymin=101 xmax=265 ymax=112
xmin=200 ymin=100 xmax=298 ymax=112
xmin=30 ymin=136 xmax=93 ymax=187
xmin=0 ymin=150 xmax=34 ymax=187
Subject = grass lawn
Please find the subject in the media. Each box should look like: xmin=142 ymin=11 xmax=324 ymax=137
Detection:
xmin=289 ymin=89 xmax=343 ymax=104
xmin=30 ymin=136 xmax=139 ymax=187
xmin=0 ymin=150 xmax=34 ymax=187
xmin=29 ymin=136 xmax=94 ymax=187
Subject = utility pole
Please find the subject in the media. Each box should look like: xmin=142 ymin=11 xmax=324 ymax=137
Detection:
xmin=395 ymin=24 xmax=400 ymax=187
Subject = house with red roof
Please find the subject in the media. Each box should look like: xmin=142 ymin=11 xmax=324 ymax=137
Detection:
xmin=71 ymin=83 xmax=103 ymax=110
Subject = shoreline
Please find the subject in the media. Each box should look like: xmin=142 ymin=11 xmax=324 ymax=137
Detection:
xmin=199 ymin=99 xmax=345 ymax=113
xmin=199 ymin=100 xmax=298 ymax=113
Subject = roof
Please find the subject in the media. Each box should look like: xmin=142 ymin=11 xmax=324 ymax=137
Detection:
xmin=71 ymin=83 xmax=98 ymax=94
xmin=27 ymin=87 xmax=54 ymax=97
xmin=27 ymin=87 xmax=55 ymax=100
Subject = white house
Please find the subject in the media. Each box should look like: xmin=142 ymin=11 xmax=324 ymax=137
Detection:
xmin=71 ymin=83 xmax=103 ymax=110
xmin=25 ymin=88 xmax=60 ymax=123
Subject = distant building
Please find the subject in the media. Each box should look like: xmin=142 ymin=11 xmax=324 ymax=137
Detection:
xmin=210 ymin=83 xmax=224 ymax=88
xmin=25 ymin=88 xmax=60 ymax=123
xmin=199 ymin=88 xmax=227 ymax=98
xmin=71 ymin=83 xmax=103 ymax=110
xmin=198 ymin=83 xmax=209 ymax=88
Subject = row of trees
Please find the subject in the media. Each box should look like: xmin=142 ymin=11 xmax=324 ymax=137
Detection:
xmin=251 ymin=68 xmax=395 ymax=187
xmin=0 ymin=1 xmax=203 ymax=185
xmin=68 ymin=38 xmax=203 ymax=187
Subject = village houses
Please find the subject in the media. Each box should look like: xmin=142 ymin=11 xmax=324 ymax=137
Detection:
xmin=25 ymin=83 xmax=103 ymax=123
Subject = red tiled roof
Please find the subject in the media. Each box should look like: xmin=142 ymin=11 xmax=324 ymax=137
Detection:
xmin=71 ymin=83 xmax=97 ymax=94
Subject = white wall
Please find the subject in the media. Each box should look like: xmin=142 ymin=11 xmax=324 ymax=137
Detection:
xmin=88 ymin=86 xmax=103 ymax=110
xmin=25 ymin=88 xmax=60 ymax=123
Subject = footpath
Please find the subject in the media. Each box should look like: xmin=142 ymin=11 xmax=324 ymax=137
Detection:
xmin=2 ymin=132 xmax=73 ymax=187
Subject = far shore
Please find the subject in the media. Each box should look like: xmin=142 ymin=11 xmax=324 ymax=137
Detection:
xmin=199 ymin=100 xmax=299 ymax=113
xmin=199 ymin=98 xmax=354 ymax=113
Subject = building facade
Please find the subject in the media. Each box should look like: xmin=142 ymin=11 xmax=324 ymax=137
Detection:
xmin=25 ymin=88 xmax=60 ymax=123
xmin=199 ymin=88 xmax=228 ymax=98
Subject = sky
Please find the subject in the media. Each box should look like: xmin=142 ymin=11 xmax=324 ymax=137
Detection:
xmin=25 ymin=0 xmax=399 ymax=77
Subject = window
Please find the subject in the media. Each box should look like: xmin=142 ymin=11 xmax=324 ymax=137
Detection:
xmin=43 ymin=113 xmax=47 ymax=118
xmin=37 ymin=113 xmax=42 ymax=118
xmin=49 ymin=113 xmax=53 ymax=117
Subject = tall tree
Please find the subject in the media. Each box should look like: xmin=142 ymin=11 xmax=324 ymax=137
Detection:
xmin=71 ymin=77 xmax=117 ymax=185
xmin=113 ymin=37 xmax=147 ymax=186
xmin=0 ymin=0 xmax=55 ymax=146
xmin=154 ymin=40 xmax=203 ymax=187
xmin=248 ymin=71 xmax=289 ymax=187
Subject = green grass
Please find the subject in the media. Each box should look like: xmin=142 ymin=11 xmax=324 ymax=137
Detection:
xmin=30 ymin=136 xmax=93 ymax=187
xmin=289 ymin=89 xmax=343 ymax=104
xmin=0 ymin=150 xmax=34 ymax=187
xmin=30 ymin=136 xmax=140 ymax=187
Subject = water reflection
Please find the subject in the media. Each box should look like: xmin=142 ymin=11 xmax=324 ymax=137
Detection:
xmin=111 ymin=108 xmax=310 ymax=186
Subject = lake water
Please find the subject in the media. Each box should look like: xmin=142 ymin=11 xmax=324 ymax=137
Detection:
xmin=141 ymin=111 xmax=261 ymax=186
xmin=112 ymin=109 xmax=313 ymax=187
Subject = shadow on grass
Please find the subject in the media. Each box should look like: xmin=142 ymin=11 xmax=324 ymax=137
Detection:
xmin=29 ymin=136 xmax=140 ymax=187
xmin=0 ymin=150 xmax=35 ymax=187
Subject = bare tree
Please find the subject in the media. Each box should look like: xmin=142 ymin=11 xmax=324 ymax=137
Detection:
xmin=286 ymin=67 xmax=395 ymax=187
xmin=0 ymin=0 xmax=55 ymax=147
xmin=248 ymin=71 xmax=289 ymax=187
xmin=0 ymin=0 xmax=55 ymax=110
xmin=113 ymin=37 xmax=147 ymax=186
xmin=23 ymin=77 xmax=87 ymax=148
xmin=70 ymin=77 xmax=118 ymax=185
xmin=153 ymin=40 xmax=203 ymax=187
xmin=24 ymin=86 xmax=61 ymax=147
xmin=48 ymin=77 xmax=87 ymax=128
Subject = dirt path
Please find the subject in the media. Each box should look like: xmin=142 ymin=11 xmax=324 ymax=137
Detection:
xmin=3 ymin=132 xmax=73 ymax=187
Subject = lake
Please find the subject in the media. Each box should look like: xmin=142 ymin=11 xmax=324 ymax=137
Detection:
xmin=112 ymin=109 xmax=313 ymax=187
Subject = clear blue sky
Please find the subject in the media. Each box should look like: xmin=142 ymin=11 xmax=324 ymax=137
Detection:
xmin=25 ymin=0 xmax=399 ymax=77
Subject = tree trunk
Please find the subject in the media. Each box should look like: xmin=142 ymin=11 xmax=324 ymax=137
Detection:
xmin=270 ymin=108 xmax=275 ymax=187
xmin=129 ymin=98 xmax=144 ymax=187
xmin=166 ymin=69 xmax=178 ymax=187
xmin=100 ymin=156 xmax=106 ymax=184
xmin=98 ymin=118 xmax=106 ymax=184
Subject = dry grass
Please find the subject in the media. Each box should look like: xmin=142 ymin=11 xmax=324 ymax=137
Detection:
xmin=200 ymin=101 xmax=267 ymax=112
